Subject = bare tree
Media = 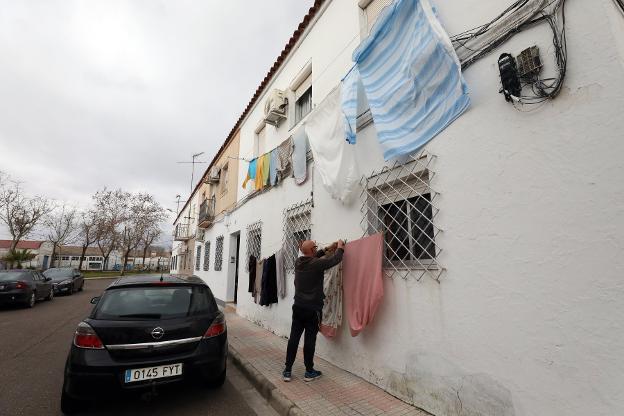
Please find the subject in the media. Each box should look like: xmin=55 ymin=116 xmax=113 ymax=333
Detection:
xmin=0 ymin=179 xmax=53 ymax=252
xmin=76 ymin=209 xmax=97 ymax=271
xmin=92 ymin=189 xmax=128 ymax=271
xmin=44 ymin=204 xmax=78 ymax=268
xmin=119 ymin=193 xmax=166 ymax=276
xmin=140 ymin=226 xmax=162 ymax=270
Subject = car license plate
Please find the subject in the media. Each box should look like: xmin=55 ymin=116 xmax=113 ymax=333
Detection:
xmin=0 ymin=285 xmax=4 ymax=290
xmin=124 ymin=363 xmax=183 ymax=383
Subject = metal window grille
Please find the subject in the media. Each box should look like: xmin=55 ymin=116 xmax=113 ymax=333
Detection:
xmin=360 ymin=151 xmax=443 ymax=281
xmin=214 ymin=236 xmax=224 ymax=271
xmin=195 ymin=246 xmax=201 ymax=271
xmin=283 ymin=199 xmax=312 ymax=271
xmin=203 ymin=241 xmax=210 ymax=271
xmin=246 ymin=221 xmax=262 ymax=271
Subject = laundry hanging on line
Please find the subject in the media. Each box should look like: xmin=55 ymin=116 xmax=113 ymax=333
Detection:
xmin=342 ymin=233 xmax=384 ymax=337
xmin=347 ymin=0 xmax=470 ymax=160
xmin=260 ymin=254 xmax=278 ymax=306
xmin=342 ymin=66 xmax=360 ymax=145
xmin=254 ymin=259 xmax=264 ymax=304
xmin=320 ymin=261 xmax=343 ymax=338
xmin=242 ymin=158 xmax=257 ymax=189
xmin=275 ymin=246 xmax=287 ymax=299
xmin=241 ymin=137 xmax=294 ymax=191
xmin=304 ymin=86 xmax=360 ymax=203
xmin=248 ymin=255 xmax=257 ymax=294
xmin=292 ymin=127 xmax=309 ymax=185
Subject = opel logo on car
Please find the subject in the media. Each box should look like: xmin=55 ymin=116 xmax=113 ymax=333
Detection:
xmin=151 ymin=327 xmax=165 ymax=340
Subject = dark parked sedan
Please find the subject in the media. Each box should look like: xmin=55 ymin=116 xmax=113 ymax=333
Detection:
xmin=43 ymin=267 xmax=84 ymax=295
xmin=61 ymin=274 xmax=228 ymax=414
xmin=0 ymin=270 xmax=54 ymax=307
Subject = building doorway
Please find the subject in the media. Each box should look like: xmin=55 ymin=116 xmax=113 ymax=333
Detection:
xmin=227 ymin=232 xmax=241 ymax=304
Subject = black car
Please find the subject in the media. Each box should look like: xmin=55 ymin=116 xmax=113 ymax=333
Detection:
xmin=0 ymin=270 xmax=54 ymax=307
xmin=43 ymin=268 xmax=84 ymax=295
xmin=61 ymin=274 xmax=227 ymax=414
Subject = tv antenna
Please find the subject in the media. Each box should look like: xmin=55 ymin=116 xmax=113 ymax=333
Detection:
xmin=177 ymin=152 xmax=206 ymax=193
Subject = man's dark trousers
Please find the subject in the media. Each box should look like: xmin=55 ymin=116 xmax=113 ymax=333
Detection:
xmin=285 ymin=304 xmax=320 ymax=372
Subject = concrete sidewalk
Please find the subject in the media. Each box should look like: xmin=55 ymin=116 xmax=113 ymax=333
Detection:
xmin=227 ymin=311 xmax=431 ymax=416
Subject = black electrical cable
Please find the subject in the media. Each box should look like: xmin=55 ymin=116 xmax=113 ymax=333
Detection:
xmin=452 ymin=0 xmax=569 ymax=105
xmin=613 ymin=0 xmax=624 ymax=14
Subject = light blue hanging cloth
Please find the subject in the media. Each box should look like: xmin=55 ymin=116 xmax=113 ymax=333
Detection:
xmin=341 ymin=66 xmax=360 ymax=145
xmin=352 ymin=0 xmax=470 ymax=160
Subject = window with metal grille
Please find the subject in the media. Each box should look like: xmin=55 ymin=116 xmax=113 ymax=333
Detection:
xmin=214 ymin=236 xmax=224 ymax=271
xmin=246 ymin=221 xmax=262 ymax=271
xmin=283 ymin=199 xmax=312 ymax=270
xmin=361 ymin=151 xmax=443 ymax=281
xmin=203 ymin=241 xmax=210 ymax=271
xmin=195 ymin=246 xmax=201 ymax=271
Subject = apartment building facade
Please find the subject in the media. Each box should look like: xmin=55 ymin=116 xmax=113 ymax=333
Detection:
xmin=173 ymin=1 xmax=624 ymax=415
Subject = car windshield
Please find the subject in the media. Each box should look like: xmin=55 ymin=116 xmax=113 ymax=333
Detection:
xmin=94 ymin=285 xmax=217 ymax=320
xmin=0 ymin=271 xmax=30 ymax=282
xmin=43 ymin=268 xmax=73 ymax=280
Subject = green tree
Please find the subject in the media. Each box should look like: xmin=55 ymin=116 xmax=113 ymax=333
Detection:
xmin=2 ymin=249 xmax=36 ymax=269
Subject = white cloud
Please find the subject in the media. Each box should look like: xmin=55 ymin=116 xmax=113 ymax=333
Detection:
xmin=0 ymin=0 xmax=313 ymax=240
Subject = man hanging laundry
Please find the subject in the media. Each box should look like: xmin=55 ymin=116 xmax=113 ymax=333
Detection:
xmin=283 ymin=239 xmax=345 ymax=382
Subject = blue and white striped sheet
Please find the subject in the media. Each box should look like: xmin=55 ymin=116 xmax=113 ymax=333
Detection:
xmin=351 ymin=0 xmax=470 ymax=160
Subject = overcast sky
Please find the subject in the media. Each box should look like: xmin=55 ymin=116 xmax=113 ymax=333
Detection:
xmin=0 ymin=0 xmax=313 ymax=242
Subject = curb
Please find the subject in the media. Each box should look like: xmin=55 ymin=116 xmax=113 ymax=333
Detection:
xmin=229 ymin=344 xmax=306 ymax=416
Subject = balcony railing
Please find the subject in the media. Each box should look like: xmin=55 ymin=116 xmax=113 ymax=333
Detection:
xmin=198 ymin=197 xmax=216 ymax=229
xmin=173 ymin=224 xmax=192 ymax=241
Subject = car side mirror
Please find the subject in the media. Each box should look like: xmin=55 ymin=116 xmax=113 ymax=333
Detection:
xmin=45 ymin=277 xmax=52 ymax=282
xmin=90 ymin=297 xmax=100 ymax=304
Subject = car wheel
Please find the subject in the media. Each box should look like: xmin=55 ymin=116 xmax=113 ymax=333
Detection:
xmin=61 ymin=389 xmax=87 ymax=414
xmin=68 ymin=284 xmax=74 ymax=295
xmin=25 ymin=292 xmax=36 ymax=308
xmin=45 ymin=288 xmax=54 ymax=301
xmin=206 ymin=368 xmax=226 ymax=389
xmin=78 ymin=282 xmax=84 ymax=292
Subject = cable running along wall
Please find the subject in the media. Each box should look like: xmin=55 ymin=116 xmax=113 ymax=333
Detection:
xmin=451 ymin=0 xmax=569 ymax=105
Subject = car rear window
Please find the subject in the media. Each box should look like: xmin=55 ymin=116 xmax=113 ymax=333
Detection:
xmin=43 ymin=268 xmax=73 ymax=278
xmin=0 ymin=272 xmax=31 ymax=282
xmin=94 ymin=285 xmax=217 ymax=320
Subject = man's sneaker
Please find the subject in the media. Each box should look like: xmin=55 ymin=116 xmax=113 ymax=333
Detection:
xmin=282 ymin=369 xmax=292 ymax=382
xmin=304 ymin=369 xmax=322 ymax=382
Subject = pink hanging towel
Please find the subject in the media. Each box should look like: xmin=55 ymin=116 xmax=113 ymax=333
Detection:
xmin=342 ymin=233 xmax=384 ymax=337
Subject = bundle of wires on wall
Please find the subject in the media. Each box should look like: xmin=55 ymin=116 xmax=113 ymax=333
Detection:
xmin=451 ymin=0 xmax=568 ymax=105
xmin=613 ymin=0 xmax=624 ymax=15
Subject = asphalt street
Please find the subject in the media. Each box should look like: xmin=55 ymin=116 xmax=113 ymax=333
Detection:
xmin=0 ymin=276 xmax=276 ymax=416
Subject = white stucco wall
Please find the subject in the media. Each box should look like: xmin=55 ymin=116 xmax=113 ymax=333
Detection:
xmin=191 ymin=0 xmax=624 ymax=415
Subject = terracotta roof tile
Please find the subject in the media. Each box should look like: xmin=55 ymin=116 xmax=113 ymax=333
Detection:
xmin=0 ymin=240 xmax=44 ymax=250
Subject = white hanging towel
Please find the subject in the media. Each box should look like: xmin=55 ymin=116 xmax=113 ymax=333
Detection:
xmin=304 ymin=87 xmax=360 ymax=202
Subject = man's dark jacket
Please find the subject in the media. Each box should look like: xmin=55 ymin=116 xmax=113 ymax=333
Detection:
xmin=294 ymin=248 xmax=344 ymax=311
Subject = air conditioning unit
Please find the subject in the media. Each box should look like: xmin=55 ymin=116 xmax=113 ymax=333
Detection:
xmin=264 ymin=89 xmax=288 ymax=127
xmin=206 ymin=167 xmax=220 ymax=184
